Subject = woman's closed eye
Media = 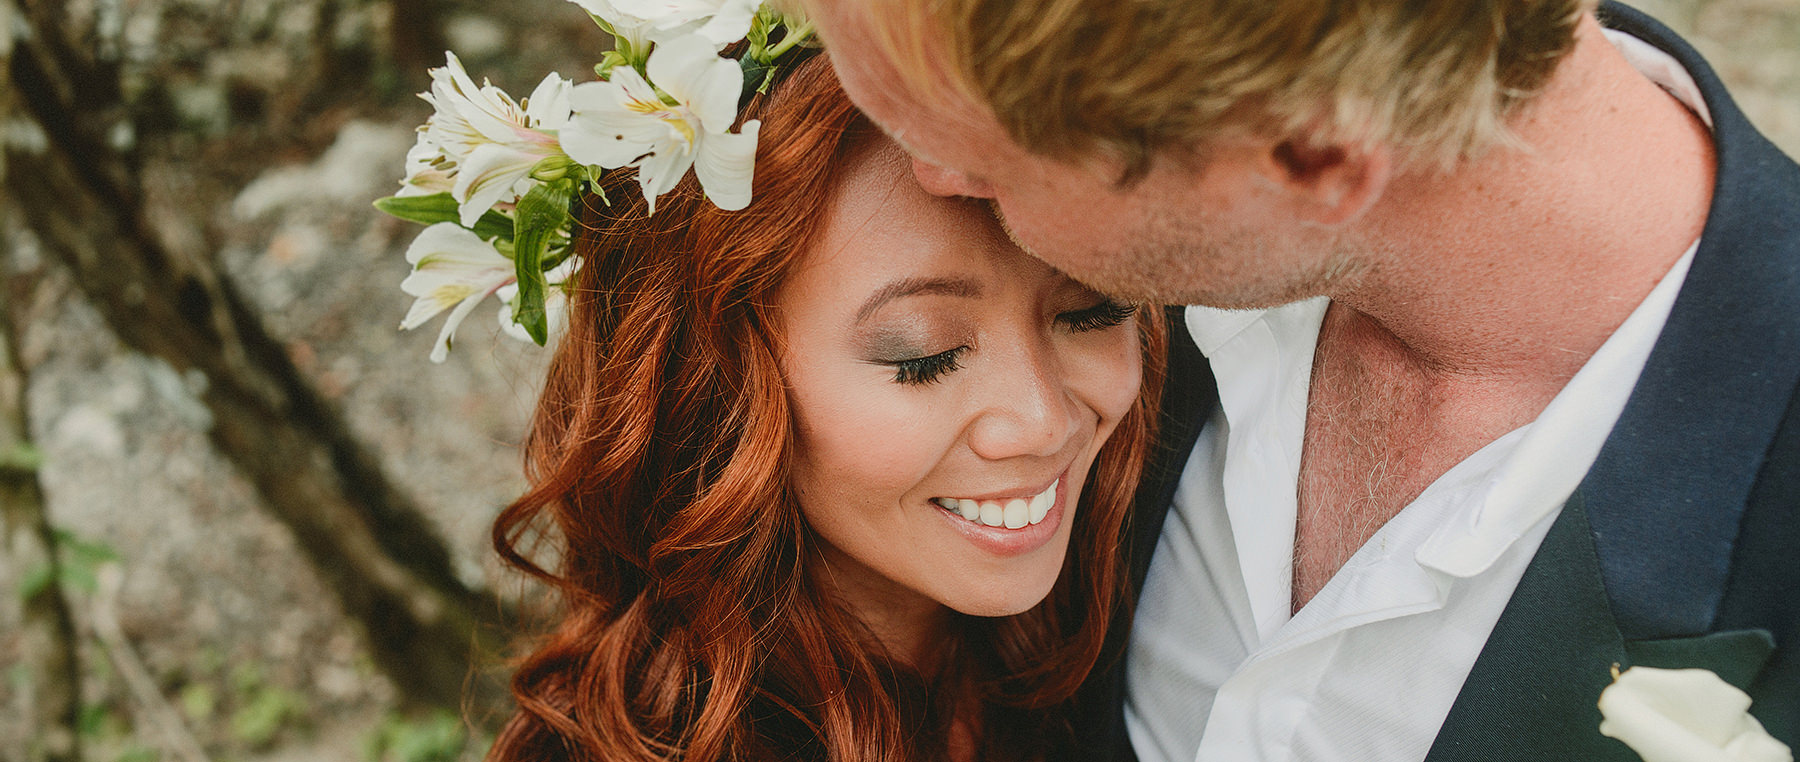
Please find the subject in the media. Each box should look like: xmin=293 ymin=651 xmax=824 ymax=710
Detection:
xmin=878 ymin=302 xmax=1134 ymax=386
xmin=889 ymin=345 xmax=969 ymax=385
xmin=1057 ymin=301 xmax=1138 ymax=333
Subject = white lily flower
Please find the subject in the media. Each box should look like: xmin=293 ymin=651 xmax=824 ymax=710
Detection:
xmin=565 ymin=0 xmax=660 ymax=53
xmin=561 ymin=34 xmax=760 ymax=213
xmin=417 ymin=52 xmax=573 ymax=226
xmin=397 ymin=131 xmax=456 ymax=197
xmin=1598 ymin=666 xmax=1793 ymax=762
xmin=607 ymin=0 xmax=763 ymax=46
xmin=495 ymin=257 xmax=580 ymax=345
xmin=399 ymin=223 xmax=518 ymax=363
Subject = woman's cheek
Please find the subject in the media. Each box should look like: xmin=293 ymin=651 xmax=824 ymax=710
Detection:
xmin=1070 ymin=324 xmax=1145 ymax=431
xmin=792 ymin=367 xmax=957 ymax=488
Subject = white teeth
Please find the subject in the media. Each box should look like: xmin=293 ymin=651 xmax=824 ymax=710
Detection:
xmin=1029 ymin=490 xmax=1051 ymax=523
xmin=979 ymin=502 xmax=1004 ymax=527
xmin=1003 ymin=499 xmax=1028 ymax=529
xmin=957 ymin=499 xmax=980 ymax=520
xmin=933 ymin=478 xmax=1059 ymax=530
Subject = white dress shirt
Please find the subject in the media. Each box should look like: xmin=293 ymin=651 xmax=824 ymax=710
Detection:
xmin=1124 ymin=30 xmax=1713 ymax=762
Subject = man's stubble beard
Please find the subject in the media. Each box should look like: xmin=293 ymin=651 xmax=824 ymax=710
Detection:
xmin=989 ymin=200 xmax=1371 ymax=309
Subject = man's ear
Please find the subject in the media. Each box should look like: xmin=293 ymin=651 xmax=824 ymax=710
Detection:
xmin=1264 ymin=137 xmax=1392 ymax=227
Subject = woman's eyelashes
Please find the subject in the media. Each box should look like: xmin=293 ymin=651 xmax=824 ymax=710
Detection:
xmin=878 ymin=302 xmax=1134 ymax=386
xmin=1057 ymin=300 xmax=1138 ymax=333
xmin=891 ymin=346 xmax=968 ymax=385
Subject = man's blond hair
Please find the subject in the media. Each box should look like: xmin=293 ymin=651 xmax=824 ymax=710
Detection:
xmin=867 ymin=0 xmax=1596 ymax=175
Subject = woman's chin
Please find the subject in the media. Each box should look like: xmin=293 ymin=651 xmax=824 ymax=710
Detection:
xmin=935 ymin=551 xmax=1069 ymax=618
xmin=947 ymin=589 xmax=1056 ymax=619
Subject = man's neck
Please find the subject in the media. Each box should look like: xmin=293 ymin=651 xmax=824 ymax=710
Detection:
xmin=1332 ymin=14 xmax=1714 ymax=391
xmin=1291 ymin=14 xmax=1716 ymax=610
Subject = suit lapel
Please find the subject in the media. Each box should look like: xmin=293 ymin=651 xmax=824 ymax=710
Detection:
xmin=1622 ymin=629 xmax=1776 ymax=692
xmin=1425 ymin=495 xmax=1639 ymax=762
xmin=1425 ymin=495 xmax=1779 ymax=760
xmin=1433 ymin=5 xmax=1800 ymax=755
xmin=1581 ymin=2 xmax=1800 ymax=642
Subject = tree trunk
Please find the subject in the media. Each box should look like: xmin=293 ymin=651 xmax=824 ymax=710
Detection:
xmin=0 ymin=5 xmax=84 ymax=756
xmin=389 ymin=0 xmax=450 ymax=77
xmin=0 ymin=267 xmax=84 ymax=762
xmin=4 ymin=0 xmax=505 ymax=714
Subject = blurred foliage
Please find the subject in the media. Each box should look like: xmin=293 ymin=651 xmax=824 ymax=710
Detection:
xmin=74 ymin=700 xmax=147 ymax=762
xmin=15 ymin=529 xmax=120 ymax=601
xmin=226 ymin=663 xmax=310 ymax=749
xmin=365 ymin=710 xmax=488 ymax=762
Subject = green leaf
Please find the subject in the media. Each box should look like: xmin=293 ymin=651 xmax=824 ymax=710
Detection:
xmin=231 ymin=662 xmax=266 ymax=693
xmin=16 ymin=562 xmax=53 ymax=600
xmin=0 ymin=443 xmax=43 ymax=471
xmin=373 ymin=192 xmax=454 ymax=223
xmin=746 ymin=14 xmax=772 ymax=58
xmin=740 ymin=56 xmax=776 ymax=104
xmin=77 ymin=703 xmax=110 ymax=737
xmin=366 ymin=710 xmax=470 ymax=762
xmin=53 ymin=528 xmax=119 ymax=566
xmin=58 ymin=563 xmax=98 ymax=595
xmin=588 ymin=12 xmax=617 ymax=37
xmin=373 ymin=194 xmax=516 ymax=243
xmin=510 ymin=180 xmax=576 ymax=346
xmin=179 ymin=683 xmax=217 ymax=722
xmin=231 ymin=687 xmax=304 ymax=748
xmin=41 ymin=528 xmax=117 ymax=594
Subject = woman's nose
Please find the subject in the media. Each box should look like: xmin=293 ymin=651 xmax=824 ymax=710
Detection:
xmin=965 ymin=350 xmax=1076 ymax=462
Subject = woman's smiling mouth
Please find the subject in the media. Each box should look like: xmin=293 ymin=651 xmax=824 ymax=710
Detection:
xmin=931 ymin=477 xmax=1060 ymax=529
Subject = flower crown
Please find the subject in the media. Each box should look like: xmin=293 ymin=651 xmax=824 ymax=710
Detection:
xmin=376 ymin=0 xmax=816 ymax=362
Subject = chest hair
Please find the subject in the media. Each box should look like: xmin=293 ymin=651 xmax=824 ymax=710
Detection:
xmin=1292 ymin=315 xmax=1550 ymax=612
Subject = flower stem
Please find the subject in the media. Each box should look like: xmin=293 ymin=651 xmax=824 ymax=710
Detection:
xmin=765 ymin=22 xmax=815 ymax=60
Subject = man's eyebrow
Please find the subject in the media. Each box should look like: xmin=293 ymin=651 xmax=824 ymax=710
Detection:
xmin=855 ymin=276 xmax=983 ymax=322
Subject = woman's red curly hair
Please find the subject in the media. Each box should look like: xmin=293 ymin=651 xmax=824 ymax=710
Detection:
xmin=487 ymin=53 xmax=1166 ymax=762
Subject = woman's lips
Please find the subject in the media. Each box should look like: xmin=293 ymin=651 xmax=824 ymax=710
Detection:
xmin=928 ymin=471 xmax=1068 ymax=557
xmin=932 ymin=476 xmax=1059 ymax=529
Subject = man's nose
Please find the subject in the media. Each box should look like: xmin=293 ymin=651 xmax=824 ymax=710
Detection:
xmin=912 ymin=157 xmax=995 ymax=199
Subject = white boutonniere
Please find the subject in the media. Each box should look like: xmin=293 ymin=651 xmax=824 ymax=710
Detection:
xmin=1598 ymin=665 xmax=1793 ymax=762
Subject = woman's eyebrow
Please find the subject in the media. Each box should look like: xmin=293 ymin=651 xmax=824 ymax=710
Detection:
xmin=855 ymin=276 xmax=984 ymax=322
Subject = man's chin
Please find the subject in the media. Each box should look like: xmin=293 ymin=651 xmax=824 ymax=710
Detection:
xmin=1076 ymin=238 xmax=1367 ymax=308
xmin=1051 ymin=256 xmax=1349 ymax=309
xmin=989 ymin=204 xmax=1357 ymax=306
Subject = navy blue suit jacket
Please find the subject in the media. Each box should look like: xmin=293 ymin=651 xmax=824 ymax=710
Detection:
xmin=1070 ymin=5 xmax=1800 ymax=760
